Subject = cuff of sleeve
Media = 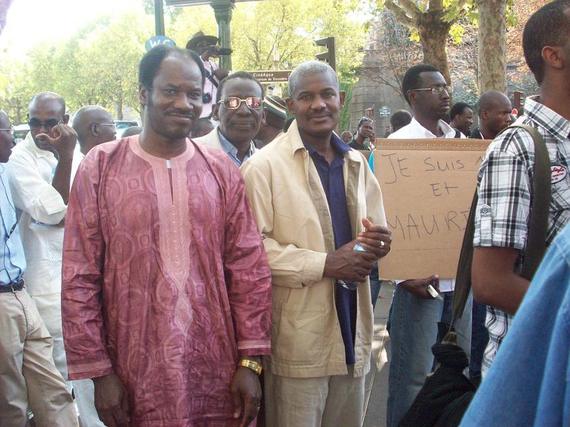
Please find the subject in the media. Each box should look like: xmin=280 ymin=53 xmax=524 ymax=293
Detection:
xmin=301 ymin=251 xmax=327 ymax=285
xmin=238 ymin=340 xmax=271 ymax=356
xmin=67 ymin=359 xmax=114 ymax=381
xmin=38 ymin=186 xmax=67 ymax=217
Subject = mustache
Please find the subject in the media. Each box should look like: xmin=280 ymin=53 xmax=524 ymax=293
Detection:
xmin=166 ymin=110 xmax=196 ymax=119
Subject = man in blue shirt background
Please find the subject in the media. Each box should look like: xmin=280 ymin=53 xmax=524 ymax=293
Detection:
xmin=0 ymin=110 xmax=77 ymax=426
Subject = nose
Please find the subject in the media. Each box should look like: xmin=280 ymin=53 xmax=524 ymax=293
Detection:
xmin=310 ymin=95 xmax=326 ymax=110
xmin=174 ymin=93 xmax=193 ymax=112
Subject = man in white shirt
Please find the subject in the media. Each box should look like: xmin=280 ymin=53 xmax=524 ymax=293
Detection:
xmin=5 ymin=92 xmax=96 ymax=424
xmin=386 ymin=64 xmax=471 ymax=427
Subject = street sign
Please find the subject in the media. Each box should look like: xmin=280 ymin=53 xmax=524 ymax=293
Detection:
xmin=250 ymin=70 xmax=291 ymax=84
xmin=145 ymin=35 xmax=176 ymax=52
xmin=379 ymin=106 xmax=391 ymax=117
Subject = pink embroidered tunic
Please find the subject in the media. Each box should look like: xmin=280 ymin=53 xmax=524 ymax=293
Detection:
xmin=62 ymin=137 xmax=272 ymax=426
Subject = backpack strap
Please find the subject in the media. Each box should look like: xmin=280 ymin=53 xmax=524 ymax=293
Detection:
xmin=449 ymin=124 xmax=551 ymax=328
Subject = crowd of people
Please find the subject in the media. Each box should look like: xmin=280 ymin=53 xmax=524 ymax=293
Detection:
xmin=0 ymin=1 xmax=569 ymax=426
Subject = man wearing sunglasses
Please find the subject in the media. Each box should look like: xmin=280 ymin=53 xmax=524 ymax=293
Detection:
xmin=242 ymin=61 xmax=391 ymax=427
xmin=0 ymin=110 xmax=79 ymax=426
xmin=195 ymin=72 xmax=264 ymax=166
xmin=5 ymin=92 xmax=95 ymax=422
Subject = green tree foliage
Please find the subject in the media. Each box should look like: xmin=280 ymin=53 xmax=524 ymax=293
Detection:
xmin=0 ymin=0 xmax=368 ymax=122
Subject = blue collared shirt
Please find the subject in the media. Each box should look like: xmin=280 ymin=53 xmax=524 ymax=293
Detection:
xmin=217 ymin=129 xmax=257 ymax=166
xmin=305 ymin=134 xmax=357 ymax=364
xmin=0 ymin=168 xmax=26 ymax=287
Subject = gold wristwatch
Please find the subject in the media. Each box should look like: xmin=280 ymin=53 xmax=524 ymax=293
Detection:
xmin=238 ymin=358 xmax=263 ymax=375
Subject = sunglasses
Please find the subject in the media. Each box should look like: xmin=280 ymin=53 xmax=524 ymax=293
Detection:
xmin=219 ymin=96 xmax=262 ymax=110
xmin=28 ymin=118 xmax=62 ymax=130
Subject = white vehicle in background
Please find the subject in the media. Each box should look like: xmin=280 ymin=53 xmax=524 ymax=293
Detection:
xmin=12 ymin=124 xmax=30 ymax=144
xmin=114 ymin=120 xmax=139 ymax=138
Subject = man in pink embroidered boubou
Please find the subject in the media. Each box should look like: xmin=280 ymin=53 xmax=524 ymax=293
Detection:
xmin=61 ymin=45 xmax=272 ymax=427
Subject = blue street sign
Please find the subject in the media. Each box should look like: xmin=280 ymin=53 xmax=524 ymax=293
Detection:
xmin=145 ymin=36 xmax=176 ymax=51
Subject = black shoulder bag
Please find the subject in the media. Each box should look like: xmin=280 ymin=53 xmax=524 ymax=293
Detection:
xmin=399 ymin=125 xmax=551 ymax=427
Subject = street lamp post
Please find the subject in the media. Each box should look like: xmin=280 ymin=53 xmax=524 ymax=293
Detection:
xmin=211 ymin=0 xmax=234 ymax=70
xmin=161 ymin=0 xmax=262 ymax=70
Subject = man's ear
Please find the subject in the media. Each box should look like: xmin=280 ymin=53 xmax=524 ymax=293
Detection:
xmin=542 ymin=45 xmax=565 ymax=71
xmin=63 ymin=114 xmax=70 ymax=125
xmin=212 ymin=103 xmax=220 ymax=121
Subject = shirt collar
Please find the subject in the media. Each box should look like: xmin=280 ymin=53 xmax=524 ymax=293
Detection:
xmin=302 ymin=130 xmax=350 ymax=157
xmin=23 ymin=132 xmax=57 ymax=161
xmin=524 ymin=96 xmax=570 ymax=144
xmin=406 ymin=117 xmax=457 ymax=138
xmin=217 ymin=128 xmax=257 ymax=166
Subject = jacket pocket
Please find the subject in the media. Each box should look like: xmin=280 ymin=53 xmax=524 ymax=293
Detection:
xmin=273 ymin=306 xmax=326 ymax=364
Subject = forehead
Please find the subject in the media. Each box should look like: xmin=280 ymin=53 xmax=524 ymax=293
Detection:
xmin=361 ymin=120 xmax=374 ymax=127
xmin=221 ymin=78 xmax=262 ymax=98
xmin=418 ymin=71 xmax=446 ymax=87
xmin=293 ymin=71 xmax=338 ymax=95
xmin=29 ymin=98 xmax=64 ymax=118
xmin=153 ymin=55 xmax=202 ymax=88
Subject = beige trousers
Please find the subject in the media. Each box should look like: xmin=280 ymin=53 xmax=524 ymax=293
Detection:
xmin=0 ymin=288 xmax=78 ymax=426
xmin=32 ymin=293 xmax=104 ymax=427
xmin=264 ymin=366 xmax=365 ymax=427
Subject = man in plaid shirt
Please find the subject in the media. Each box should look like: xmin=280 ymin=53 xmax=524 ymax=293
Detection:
xmin=472 ymin=0 xmax=570 ymax=374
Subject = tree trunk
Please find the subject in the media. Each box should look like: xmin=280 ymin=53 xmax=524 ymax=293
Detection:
xmin=478 ymin=0 xmax=507 ymax=92
xmin=418 ymin=11 xmax=452 ymax=85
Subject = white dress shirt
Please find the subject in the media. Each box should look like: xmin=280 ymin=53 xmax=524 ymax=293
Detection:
xmin=387 ymin=116 xmax=463 ymax=292
xmin=389 ymin=117 xmax=465 ymax=139
xmin=6 ymin=133 xmax=81 ymax=296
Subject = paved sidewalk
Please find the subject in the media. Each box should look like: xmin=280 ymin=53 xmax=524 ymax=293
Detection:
xmin=363 ymin=282 xmax=394 ymax=427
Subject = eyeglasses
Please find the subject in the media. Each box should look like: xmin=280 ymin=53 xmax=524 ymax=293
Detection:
xmin=412 ymin=86 xmax=450 ymax=96
xmin=28 ymin=118 xmax=62 ymax=130
xmin=94 ymin=123 xmax=116 ymax=129
xmin=219 ymin=96 xmax=262 ymax=110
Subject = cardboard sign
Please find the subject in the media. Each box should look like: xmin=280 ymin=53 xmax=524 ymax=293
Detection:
xmin=374 ymin=138 xmax=491 ymax=279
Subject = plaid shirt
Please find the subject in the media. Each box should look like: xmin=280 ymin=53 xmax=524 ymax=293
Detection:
xmin=473 ymin=96 xmax=570 ymax=373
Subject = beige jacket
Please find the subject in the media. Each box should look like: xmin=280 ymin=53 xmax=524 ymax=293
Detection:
xmin=241 ymin=120 xmax=387 ymax=378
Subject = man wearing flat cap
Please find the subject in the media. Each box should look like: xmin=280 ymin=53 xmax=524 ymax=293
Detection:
xmin=253 ymin=95 xmax=287 ymax=148
xmin=186 ymin=31 xmax=230 ymax=118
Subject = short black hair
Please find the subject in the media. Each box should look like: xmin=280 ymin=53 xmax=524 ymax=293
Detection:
xmin=401 ymin=64 xmax=440 ymax=104
xmin=357 ymin=117 xmax=373 ymax=128
xmin=138 ymin=45 xmax=205 ymax=90
xmin=390 ymin=110 xmax=412 ymax=131
xmin=450 ymin=102 xmax=472 ymax=120
xmin=216 ymin=71 xmax=264 ymax=103
xmin=523 ymin=0 xmax=570 ymax=84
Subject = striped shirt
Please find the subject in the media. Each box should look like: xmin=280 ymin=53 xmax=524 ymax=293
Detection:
xmin=473 ymin=96 xmax=570 ymax=372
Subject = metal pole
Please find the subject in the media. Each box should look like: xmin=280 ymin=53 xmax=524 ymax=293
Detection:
xmin=211 ymin=0 xmax=234 ymax=70
xmin=155 ymin=0 xmax=165 ymax=36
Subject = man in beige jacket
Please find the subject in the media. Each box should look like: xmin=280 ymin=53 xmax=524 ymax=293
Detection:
xmin=241 ymin=61 xmax=391 ymax=427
